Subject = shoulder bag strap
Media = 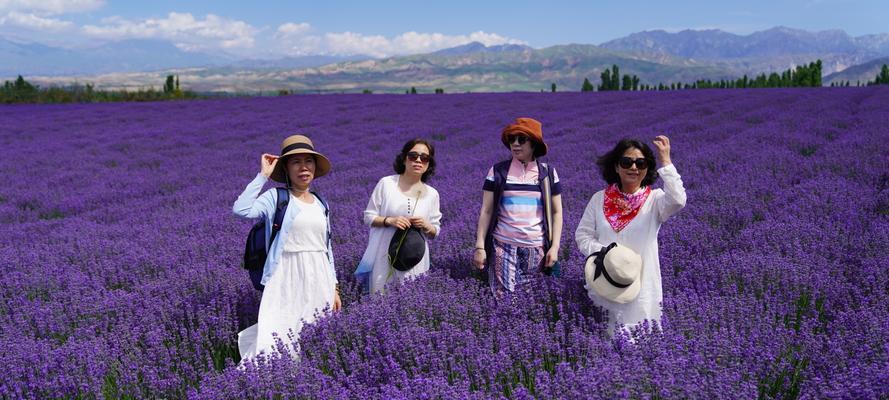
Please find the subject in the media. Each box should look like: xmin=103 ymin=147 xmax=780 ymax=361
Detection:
xmin=538 ymin=161 xmax=554 ymax=244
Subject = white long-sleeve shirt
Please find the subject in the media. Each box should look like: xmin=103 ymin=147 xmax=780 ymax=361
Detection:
xmin=355 ymin=175 xmax=442 ymax=293
xmin=575 ymin=164 xmax=686 ymax=333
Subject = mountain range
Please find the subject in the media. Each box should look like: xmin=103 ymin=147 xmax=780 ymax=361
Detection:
xmin=7 ymin=26 xmax=889 ymax=92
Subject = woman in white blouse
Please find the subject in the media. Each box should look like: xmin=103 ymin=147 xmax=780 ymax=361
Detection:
xmin=355 ymin=139 xmax=442 ymax=294
xmin=575 ymin=135 xmax=686 ymax=337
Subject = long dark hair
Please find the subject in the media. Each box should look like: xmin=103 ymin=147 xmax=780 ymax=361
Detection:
xmin=393 ymin=138 xmax=436 ymax=182
xmin=596 ymin=139 xmax=658 ymax=187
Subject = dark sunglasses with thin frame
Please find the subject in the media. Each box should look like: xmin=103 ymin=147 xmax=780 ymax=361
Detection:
xmin=508 ymin=135 xmax=530 ymax=145
xmin=406 ymin=151 xmax=431 ymax=164
xmin=618 ymin=156 xmax=649 ymax=169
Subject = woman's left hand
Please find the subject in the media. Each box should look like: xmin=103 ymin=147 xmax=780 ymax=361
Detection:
xmin=332 ymin=291 xmax=342 ymax=312
xmin=653 ymin=135 xmax=672 ymax=167
xmin=410 ymin=216 xmax=435 ymax=235
xmin=543 ymin=247 xmax=558 ymax=268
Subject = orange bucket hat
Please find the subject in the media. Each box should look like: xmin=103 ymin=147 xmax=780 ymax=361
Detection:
xmin=501 ymin=117 xmax=548 ymax=157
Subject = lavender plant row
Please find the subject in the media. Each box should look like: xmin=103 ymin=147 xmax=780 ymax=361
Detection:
xmin=1 ymin=88 xmax=887 ymax=399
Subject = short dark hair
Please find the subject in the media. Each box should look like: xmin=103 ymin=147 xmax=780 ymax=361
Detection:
xmin=531 ymin=140 xmax=545 ymax=158
xmin=596 ymin=138 xmax=658 ymax=188
xmin=393 ymin=138 xmax=436 ymax=182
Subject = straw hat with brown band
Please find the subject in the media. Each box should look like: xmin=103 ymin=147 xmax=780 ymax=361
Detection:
xmin=269 ymin=135 xmax=332 ymax=182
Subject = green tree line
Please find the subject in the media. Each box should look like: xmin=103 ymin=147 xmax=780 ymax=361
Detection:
xmin=582 ymin=60 xmax=825 ymax=92
xmin=1 ymin=75 xmax=199 ymax=104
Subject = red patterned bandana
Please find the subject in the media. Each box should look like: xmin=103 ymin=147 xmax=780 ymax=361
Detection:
xmin=604 ymin=183 xmax=651 ymax=232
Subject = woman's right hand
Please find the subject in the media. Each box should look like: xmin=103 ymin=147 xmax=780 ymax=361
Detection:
xmin=472 ymin=248 xmax=486 ymax=270
xmin=386 ymin=216 xmax=412 ymax=230
xmin=261 ymin=153 xmax=279 ymax=178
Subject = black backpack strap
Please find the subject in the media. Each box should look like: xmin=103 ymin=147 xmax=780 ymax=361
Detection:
xmin=537 ymin=160 xmax=555 ymax=251
xmin=270 ymin=188 xmax=290 ymax=248
xmin=482 ymin=160 xmax=511 ymax=274
xmin=487 ymin=160 xmax=510 ymax=237
xmin=493 ymin=160 xmax=508 ymax=192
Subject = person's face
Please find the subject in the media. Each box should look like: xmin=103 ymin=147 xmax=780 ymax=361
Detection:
xmin=286 ymin=154 xmax=316 ymax=189
xmin=615 ymin=147 xmax=648 ymax=189
xmin=404 ymin=143 xmax=430 ymax=177
xmin=508 ymin=134 xmax=534 ymax=162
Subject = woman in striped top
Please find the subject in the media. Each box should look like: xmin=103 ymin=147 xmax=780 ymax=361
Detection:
xmin=472 ymin=118 xmax=563 ymax=296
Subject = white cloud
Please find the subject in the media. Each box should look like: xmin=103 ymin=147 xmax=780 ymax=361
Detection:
xmin=0 ymin=10 xmax=73 ymax=30
xmin=276 ymin=22 xmax=311 ymax=38
xmin=82 ymin=12 xmax=257 ymax=50
xmin=275 ymin=28 xmax=526 ymax=57
xmin=0 ymin=0 xmax=104 ymax=15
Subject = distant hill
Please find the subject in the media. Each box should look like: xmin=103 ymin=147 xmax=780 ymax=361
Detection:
xmin=0 ymin=38 xmax=236 ymax=76
xmin=287 ymin=43 xmax=733 ymax=92
xmin=823 ymin=57 xmax=889 ymax=85
xmin=228 ymin=55 xmax=372 ymax=70
xmin=430 ymin=42 xmax=533 ymax=56
xmin=12 ymin=27 xmax=889 ymax=92
xmin=30 ymin=42 xmax=736 ymax=93
xmin=601 ymin=26 xmax=889 ymax=75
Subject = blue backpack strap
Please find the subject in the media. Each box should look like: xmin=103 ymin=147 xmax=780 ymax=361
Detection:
xmin=311 ymin=191 xmax=330 ymax=217
xmin=311 ymin=190 xmax=332 ymax=247
xmin=270 ymin=188 xmax=290 ymax=247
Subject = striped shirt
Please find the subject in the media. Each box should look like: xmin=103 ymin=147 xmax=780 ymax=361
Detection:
xmin=483 ymin=158 xmax=561 ymax=247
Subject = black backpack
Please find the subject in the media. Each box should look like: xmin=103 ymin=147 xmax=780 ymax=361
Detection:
xmin=244 ymin=188 xmax=290 ymax=291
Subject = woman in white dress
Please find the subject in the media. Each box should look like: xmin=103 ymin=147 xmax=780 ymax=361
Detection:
xmin=575 ymin=135 xmax=686 ymax=336
xmin=232 ymin=134 xmax=342 ymax=360
xmin=355 ymin=139 xmax=442 ymax=294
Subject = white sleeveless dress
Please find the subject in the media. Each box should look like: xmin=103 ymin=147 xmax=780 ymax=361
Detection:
xmin=238 ymin=194 xmax=336 ymax=360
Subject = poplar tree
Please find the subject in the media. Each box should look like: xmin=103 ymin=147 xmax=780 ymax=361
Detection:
xmin=599 ymin=70 xmax=611 ymax=91
xmin=875 ymin=64 xmax=889 ymax=85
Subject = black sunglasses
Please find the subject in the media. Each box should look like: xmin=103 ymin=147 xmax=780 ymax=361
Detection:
xmin=406 ymin=151 xmax=430 ymax=164
xmin=508 ymin=135 xmax=530 ymax=145
xmin=618 ymin=157 xmax=649 ymax=169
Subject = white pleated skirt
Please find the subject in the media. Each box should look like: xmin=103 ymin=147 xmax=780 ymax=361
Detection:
xmin=238 ymin=250 xmax=335 ymax=360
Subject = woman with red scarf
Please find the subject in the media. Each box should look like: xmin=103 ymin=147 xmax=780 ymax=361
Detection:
xmin=575 ymin=136 xmax=686 ymax=337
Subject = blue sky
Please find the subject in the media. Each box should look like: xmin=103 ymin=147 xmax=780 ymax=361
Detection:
xmin=0 ymin=0 xmax=885 ymax=58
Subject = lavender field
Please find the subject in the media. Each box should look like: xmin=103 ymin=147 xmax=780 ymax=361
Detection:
xmin=1 ymin=88 xmax=887 ymax=399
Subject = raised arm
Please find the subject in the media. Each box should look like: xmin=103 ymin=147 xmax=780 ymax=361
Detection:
xmin=652 ymin=135 xmax=686 ymax=222
xmin=232 ymin=153 xmax=279 ymax=219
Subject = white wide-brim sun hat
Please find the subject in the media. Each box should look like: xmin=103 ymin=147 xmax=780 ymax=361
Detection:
xmin=584 ymin=243 xmax=642 ymax=304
